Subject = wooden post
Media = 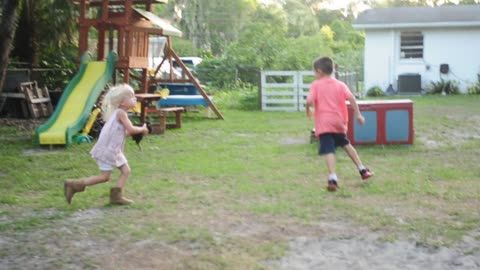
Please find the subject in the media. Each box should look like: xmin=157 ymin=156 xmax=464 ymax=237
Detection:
xmin=124 ymin=68 xmax=130 ymax=84
xmin=79 ymin=0 xmax=86 ymax=21
xmin=118 ymin=29 xmax=125 ymax=57
xmin=169 ymin=48 xmax=224 ymax=120
xmin=101 ymin=0 xmax=108 ymax=21
xmin=167 ymin=37 xmax=174 ymax=82
xmin=125 ymin=0 xmax=133 ymax=24
xmin=108 ymin=25 xmax=114 ymax=52
xmin=97 ymin=28 xmax=106 ymax=60
xmin=78 ymin=26 xmax=89 ymax=60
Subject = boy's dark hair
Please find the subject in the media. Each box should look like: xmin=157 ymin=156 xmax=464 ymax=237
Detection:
xmin=313 ymin=57 xmax=333 ymax=75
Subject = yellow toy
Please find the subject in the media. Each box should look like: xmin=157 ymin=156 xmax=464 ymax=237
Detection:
xmin=155 ymin=88 xmax=170 ymax=99
xmin=73 ymin=107 xmax=102 ymax=143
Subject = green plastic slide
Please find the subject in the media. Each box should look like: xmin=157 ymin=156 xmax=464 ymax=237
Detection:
xmin=36 ymin=52 xmax=117 ymax=146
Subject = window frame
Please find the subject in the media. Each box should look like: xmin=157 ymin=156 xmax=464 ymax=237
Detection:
xmin=400 ymin=31 xmax=424 ymax=60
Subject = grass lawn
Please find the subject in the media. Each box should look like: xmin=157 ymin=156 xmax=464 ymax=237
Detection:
xmin=0 ymin=95 xmax=479 ymax=269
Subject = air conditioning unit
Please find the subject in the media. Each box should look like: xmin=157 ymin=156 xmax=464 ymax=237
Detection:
xmin=397 ymin=74 xmax=421 ymax=93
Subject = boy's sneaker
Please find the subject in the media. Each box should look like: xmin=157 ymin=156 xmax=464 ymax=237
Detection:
xmin=327 ymin=179 xmax=338 ymax=192
xmin=360 ymin=168 xmax=374 ymax=180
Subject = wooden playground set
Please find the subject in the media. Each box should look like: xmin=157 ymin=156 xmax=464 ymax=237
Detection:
xmin=74 ymin=0 xmax=223 ymax=120
xmin=25 ymin=0 xmax=224 ymax=146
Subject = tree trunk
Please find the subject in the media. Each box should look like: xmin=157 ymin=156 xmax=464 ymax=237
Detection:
xmin=0 ymin=0 xmax=21 ymax=95
xmin=183 ymin=0 xmax=212 ymax=52
xmin=11 ymin=0 xmax=39 ymax=68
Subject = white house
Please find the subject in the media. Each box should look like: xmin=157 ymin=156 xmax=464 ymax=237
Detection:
xmin=353 ymin=5 xmax=480 ymax=94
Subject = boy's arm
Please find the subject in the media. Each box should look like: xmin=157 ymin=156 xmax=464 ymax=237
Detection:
xmin=306 ymin=100 xmax=313 ymax=119
xmin=348 ymin=94 xmax=365 ymax=125
xmin=306 ymin=86 xmax=315 ymax=119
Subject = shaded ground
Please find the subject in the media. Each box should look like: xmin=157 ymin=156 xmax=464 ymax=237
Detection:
xmin=0 ymin=117 xmax=45 ymax=132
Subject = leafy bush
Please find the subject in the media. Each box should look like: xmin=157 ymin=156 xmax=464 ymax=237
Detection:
xmin=39 ymin=45 xmax=77 ymax=90
xmin=426 ymin=79 xmax=459 ymax=95
xmin=196 ymin=58 xmax=239 ymax=88
xmin=366 ymin=86 xmax=384 ymax=97
xmin=214 ymin=87 xmax=259 ymax=111
xmin=467 ymin=74 xmax=480 ymax=95
xmin=171 ymin=37 xmax=197 ymax=56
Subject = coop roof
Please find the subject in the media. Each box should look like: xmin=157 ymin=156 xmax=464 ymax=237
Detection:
xmin=353 ymin=4 xmax=480 ymax=30
xmin=133 ymin=8 xmax=182 ymax=37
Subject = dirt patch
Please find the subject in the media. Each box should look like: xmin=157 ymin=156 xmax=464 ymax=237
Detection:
xmin=1 ymin=206 xmax=479 ymax=270
xmin=22 ymin=148 xmax=65 ymax=156
xmin=415 ymin=108 xmax=480 ymax=149
xmin=270 ymin=230 xmax=480 ymax=270
xmin=279 ymin=137 xmax=308 ymax=145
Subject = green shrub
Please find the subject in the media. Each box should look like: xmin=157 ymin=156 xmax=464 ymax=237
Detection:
xmin=39 ymin=45 xmax=77 ymax=90
xmin=196 ymin=58 xmax=238 ymax=89
xmin=214 ymin=87 xmax=259 ymax=110
xmin=366 ymin=86 xmax=384 ymax=97
xmin=467 ymin=74 xmax=480 ymax=95
xmin=171 ymin=37 xmax=197 ymax=56
xmin=426 ymin=79 xmax=459 ymax=95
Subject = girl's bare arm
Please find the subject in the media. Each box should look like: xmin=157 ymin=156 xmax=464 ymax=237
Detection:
xmin=117 ymin=110 xmax=148 ymax=135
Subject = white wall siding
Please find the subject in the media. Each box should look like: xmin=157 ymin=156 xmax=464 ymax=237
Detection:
xmin=364 ymin=27 xmax=480 ymax=94
xmin=423 ymin=28 xmax=480 ymax=92
xmin=364 ymin=31 xmax=394 ymax=92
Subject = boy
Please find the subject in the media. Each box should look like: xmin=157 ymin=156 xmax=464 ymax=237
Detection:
xmin=306 ymin=56 xmax=373 ymax=191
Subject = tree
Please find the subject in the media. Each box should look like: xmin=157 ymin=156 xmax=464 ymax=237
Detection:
xmin=11 ymin=0 xmax=77 ymax=67
xmin=275 ymin=31 xmax=334 ymax=71
xmin=373 ymin=0 xmax=461 ymax=7
xmin=179 ymin=0 xmax=256 ymax=55
xmin=196 ymin=5 xmax=288 ymax=87
xmin=282 ymin=0 xmax=319 ymax=38
xmin=226 ymin=5 xmax=287 ymax=70
xmin=315 ymin=8 xmax=346 ymax=26
xmin=0 ymin=0 xmax=20 ymax=95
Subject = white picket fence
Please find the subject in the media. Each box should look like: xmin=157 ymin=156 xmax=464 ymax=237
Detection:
xmin=260 ymin=70 xmax=358 ymax=112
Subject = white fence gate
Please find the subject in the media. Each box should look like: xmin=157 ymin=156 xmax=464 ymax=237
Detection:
xmin=260 ymin=70 xmax=358 ymax=112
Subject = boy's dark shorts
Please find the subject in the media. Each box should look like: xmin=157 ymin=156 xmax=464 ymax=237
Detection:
xmin=318 ymin=133 xmax=350 ymax=155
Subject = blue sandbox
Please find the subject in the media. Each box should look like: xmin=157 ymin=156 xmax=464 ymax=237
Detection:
xmin=158 ymin=95 xmax=213 ymax=107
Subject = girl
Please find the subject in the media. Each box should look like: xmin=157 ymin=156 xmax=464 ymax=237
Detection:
xmin=64 ymin=84 xmax=148 ymax=205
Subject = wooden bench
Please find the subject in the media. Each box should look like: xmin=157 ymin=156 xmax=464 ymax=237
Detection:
xmin=147 ymin=107 xmax=184 ymax=134
xmin=135 ymin=94 xmax=184 ymax=134
xmin=159 ymin=106 xmax=183 ymax=128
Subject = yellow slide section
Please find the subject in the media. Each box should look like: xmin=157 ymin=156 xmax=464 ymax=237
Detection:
xmin=38 ymin=62 xmax=107 ymax=145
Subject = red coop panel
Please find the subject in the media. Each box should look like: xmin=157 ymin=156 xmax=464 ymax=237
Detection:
xmin=347 ymin=99 xmax=414 ymax=145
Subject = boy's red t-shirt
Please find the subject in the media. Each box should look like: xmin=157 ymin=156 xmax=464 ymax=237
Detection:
xmin=307 ymin=77 xmax=352 ymax=136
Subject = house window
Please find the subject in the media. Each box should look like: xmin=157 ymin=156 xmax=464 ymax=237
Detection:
xmin=400 ymin=32 xmax=423 ymax=59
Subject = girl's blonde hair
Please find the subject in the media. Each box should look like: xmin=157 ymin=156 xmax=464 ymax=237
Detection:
xmin=101 ymin=83 xmax=134 ymax=121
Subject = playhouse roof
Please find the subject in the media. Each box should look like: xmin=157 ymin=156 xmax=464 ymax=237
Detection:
xmin=353 ymin=4 xmax=480 ymax=30
xmin=133 ymin=8 xmax=182 ymax=37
